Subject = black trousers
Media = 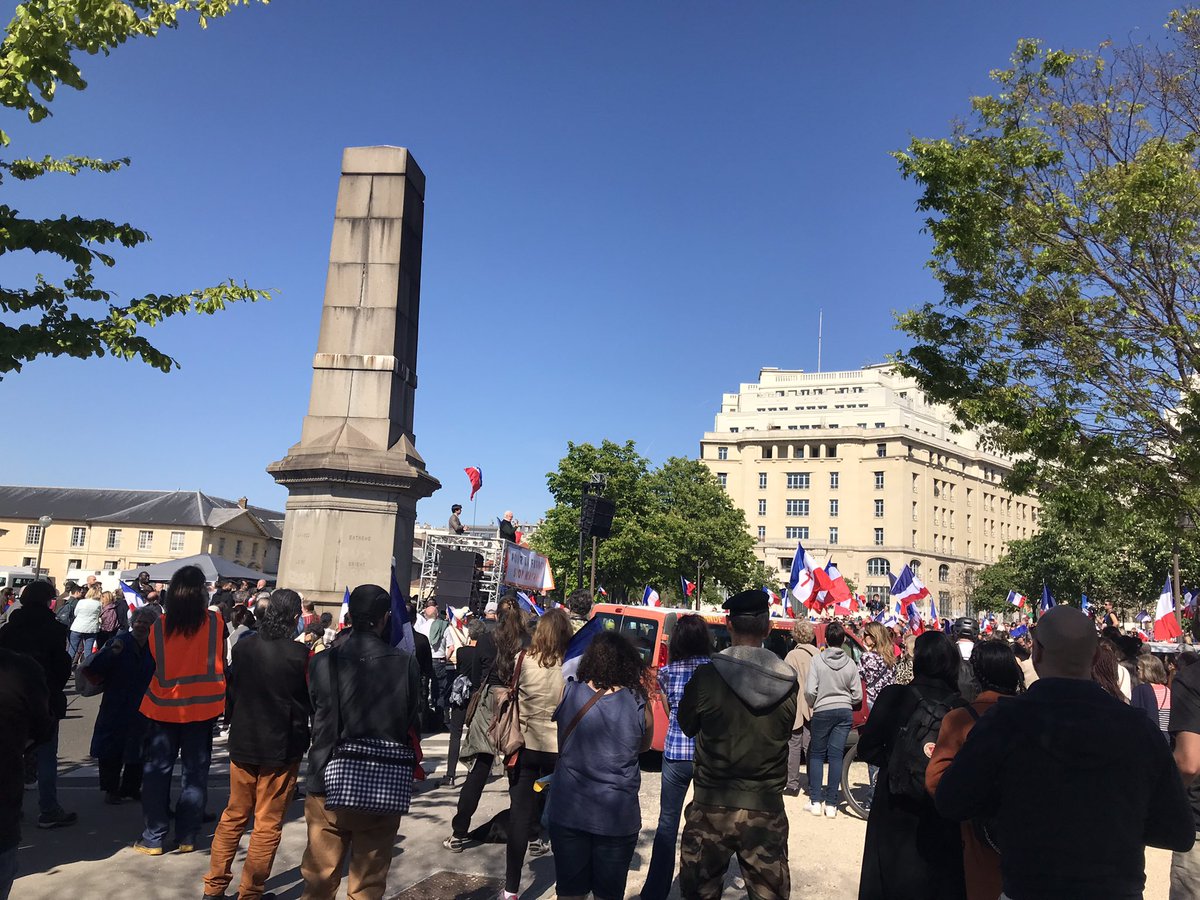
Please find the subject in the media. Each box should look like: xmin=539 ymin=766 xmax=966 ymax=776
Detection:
xmin=505 ymin=748 xmax=556 ymax=893
xmin=451 ymin=752 xmax=494 ymax=838
xmin=98 ymin=755 xmax=142 ymax=796
xmin=445 ymin=705 xmax=467 ymax=781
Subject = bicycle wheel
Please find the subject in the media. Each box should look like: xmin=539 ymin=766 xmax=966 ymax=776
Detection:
xmin=841 ymin=731 xmax=872 ymax=820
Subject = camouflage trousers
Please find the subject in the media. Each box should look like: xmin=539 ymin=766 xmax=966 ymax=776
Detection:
xmin=679 ymin=802 xmax=790 ymax=900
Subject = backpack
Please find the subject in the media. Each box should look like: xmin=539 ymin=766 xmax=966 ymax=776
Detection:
xmin=56 ymin=597 xmax=77 ymax=627
xmin=448 ymin=673 xmax=473 ymax=709
xmin=887 ymin=692 xmax=964 ymax=800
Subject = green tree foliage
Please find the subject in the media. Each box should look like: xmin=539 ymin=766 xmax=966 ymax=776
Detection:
xmin=971 ymin=485 xmax=1200 ymax=618
xmin=530 ymin=441 xmax=757 ymax=600
xmin=893 ymin=11 xmax=1200 ymax=524
xmin=1 ymin=1 xmax=271 ymax=378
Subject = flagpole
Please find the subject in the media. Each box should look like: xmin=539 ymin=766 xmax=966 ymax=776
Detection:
xmin=472 ymin=494 xmax=477 ymax=528
xmin=817 ymin=308 xmax=823 ymax=373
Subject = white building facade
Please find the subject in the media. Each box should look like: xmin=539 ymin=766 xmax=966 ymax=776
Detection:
xmin=699 ymin=365 xmax=1039 ymax=618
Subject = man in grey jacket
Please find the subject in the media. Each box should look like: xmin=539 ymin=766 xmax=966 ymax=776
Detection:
xmin=803 ymin=622 xmax=862 ymax=818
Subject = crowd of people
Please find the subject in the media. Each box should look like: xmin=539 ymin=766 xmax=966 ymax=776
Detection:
xmin=1 ymin=565 xmax=1199 ymax=900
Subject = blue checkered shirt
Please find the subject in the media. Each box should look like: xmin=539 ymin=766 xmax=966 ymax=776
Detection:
xmin=658 ymin=656 xmax=711 ymax=761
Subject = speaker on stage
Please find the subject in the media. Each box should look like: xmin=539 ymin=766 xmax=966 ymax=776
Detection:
xmin=582 ymin=495 xmax=616 ymax=539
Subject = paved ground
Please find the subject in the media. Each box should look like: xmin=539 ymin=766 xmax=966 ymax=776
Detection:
xmin=13 ymin=688 xmax=1176 ymax=899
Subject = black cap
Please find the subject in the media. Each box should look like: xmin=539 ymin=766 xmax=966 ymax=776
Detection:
xmin=723 ymin=589 xmax=769 ymax=616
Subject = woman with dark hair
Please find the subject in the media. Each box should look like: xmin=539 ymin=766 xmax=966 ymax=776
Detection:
xmin=137 ymin=565 xmax=226 ymax=855
xmin=503 ymin=607 xmax=573 ymax=899
xmin=640 ymin=614 xmax=712 ymax=900
xmin=204 ymin=588 xmax=310 ymax=900
xmin=1091 ymin=640 xmax=1127 ymax=702
xmin=926 ymin=640 xmax=1023 ymax=900
xmin=550 ymin=631 xmax=654 ymax=900
xmin=857 ymin=631 xmax=967 ymax=900
xmin=444 ymin=604 xmax=530 ymax=853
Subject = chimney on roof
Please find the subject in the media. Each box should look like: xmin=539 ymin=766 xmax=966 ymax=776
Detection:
xmin=237 ymin=496 xmax=248 ymax=509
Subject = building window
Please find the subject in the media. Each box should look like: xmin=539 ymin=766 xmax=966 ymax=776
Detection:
xmin=759 ymin=472 xmax=768 ymax=490
xmin=235 ymin=540 xmax=244 ymax=558
xmin=867 ymin=557 xmax=891 ymax=576
xmin=717 ymin=473 xmax=727 ymax=487
xmin=875 ymin=422 xmax=886 ymax=429
xmin=912 ymin=501 xmax=919 ymax=521
xmin=758 ymin=499 xmax=767 ymax=516
xmin=252 ymin=542 xmax=259 ymax=559
xmin=21 ymin=556 xmax=35 ymax=567
xmin=876 ymin=443 xmax=886 ymax=458
xmin=757 ymin=526 xmax=766 ymax=541
xmin=786 ymin=473 xmax=810 ymax=490
xmin=830 ymin=471 xmax=839 ymax=490
xmin=875 ymin=499 xmax=885 ymax=518
xmin=874 ymin=471 xmax=885 ymax=490
xmin=874 ymin=528 xmax=885 ymax=546
xmin=106 ymin=528 xmax=120 ymax=550
xmin=169 ymin=531 xmax=185 ymax=552
xmin=829 ymin=499 xmax=839 ymax=518
xmin=912 ymin=530 xmax=918 ymax=548
xmin=786 ymin=499 xmax=809 ymax=517
xmin=67 ymin=558 xmax=82 ymax=570
xmin=785 ymin=526 xmax=809 ymax=540
xmin=939 ymin=564 xmax=950 ymax=582
xmin=912 ymin=473 xmax=919 ymax=493
xmin=138 ymin=530 xmax=153 ymax=551
xmin=829 ymin=527 xmax=839 ymax=545
xmin=24 ymin=525 xmax=41 ymax=546
xmin=218 ymin=537 xmax=226 ymax=556
xmin=103 ymin=560 xmax=118 ymax=570
xmin=70 ymin=527 xmax=86 ymax=548
xmin=717 ymin=446 xmax=728 ymax=460
xmin=939 ymin=591 xmax=950 ymax=607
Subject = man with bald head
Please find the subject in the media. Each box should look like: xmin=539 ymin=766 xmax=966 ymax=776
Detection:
xmin=935 ymin=607 xmax=1194 ymax=900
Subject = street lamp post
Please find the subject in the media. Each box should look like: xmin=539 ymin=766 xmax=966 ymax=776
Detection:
xmin=34 ymin=514 xmax=52 ymax=581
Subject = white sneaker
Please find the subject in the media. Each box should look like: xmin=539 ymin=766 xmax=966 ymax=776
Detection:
xmin=807 ymin=800 xmax=824 ymax=816
xmin=825 ymin=804 xmax=838 ymax=818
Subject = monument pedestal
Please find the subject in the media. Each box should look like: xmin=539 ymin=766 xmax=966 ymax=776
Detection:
xmin=268 ymin=147 xmax=439 ymax=606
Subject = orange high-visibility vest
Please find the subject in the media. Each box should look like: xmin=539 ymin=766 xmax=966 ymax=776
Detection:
xmin=140 ymin=611 xmax=226 ymax=723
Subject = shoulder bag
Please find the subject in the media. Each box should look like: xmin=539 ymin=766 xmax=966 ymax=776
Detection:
xmin=322 ymin=648 xmax=416 ymax=816
xmin=487 ymin=650 xmax=526 ymax=766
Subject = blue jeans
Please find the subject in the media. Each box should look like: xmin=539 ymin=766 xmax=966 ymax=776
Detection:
xmin=34 ymin=719 xmax=61 ymax=815
xmin=0 ymin=844 xmax=17 ymax=900
xmin=640 ymin=756 xmax=693 ymax=900
xmin=549 ymin=821 xmax=638 ymax=900
xmin=807 ymin=708 xmax=853 ymax=807
xmin=67 ymin=630 xmax=95 ymax=659
xmin=141 ymin=719 xmax=214 ymax=848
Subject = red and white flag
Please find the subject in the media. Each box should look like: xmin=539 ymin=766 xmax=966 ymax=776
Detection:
xmin=1154 ymin=578 xmax=1183 ymax=641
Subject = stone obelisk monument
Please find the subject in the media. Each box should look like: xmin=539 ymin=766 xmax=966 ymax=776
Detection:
xmin=268 ymin=146 xmax=440 ymax=607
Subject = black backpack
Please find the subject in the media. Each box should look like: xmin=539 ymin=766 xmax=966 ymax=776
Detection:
xmin=56 ymin=597 xmax=77 ymax=627
xmin=887 ymin=692 xmax=964 ymax=799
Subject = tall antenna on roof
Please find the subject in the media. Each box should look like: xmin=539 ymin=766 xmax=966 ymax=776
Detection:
xmin=817 ymin=308 xmax=823 ymax=372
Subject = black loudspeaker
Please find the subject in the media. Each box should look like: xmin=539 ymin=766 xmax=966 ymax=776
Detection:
xmin=441 ymin=550 xmax=482 ymax=570
xmin=437 ymin=549 xmax=483 ymax=604
xmin=582 ymin=495 xmax=616 ymax=539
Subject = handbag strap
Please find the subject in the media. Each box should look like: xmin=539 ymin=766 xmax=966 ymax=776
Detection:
xmin=560 ymin=685 xmax=605 ymax=751
xmin=510 ymin=649 xmax=525 ymax=689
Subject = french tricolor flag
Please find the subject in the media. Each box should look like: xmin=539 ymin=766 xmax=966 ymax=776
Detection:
xmin=1154 ymin=578 xmax=1183 ymax=641
xmin=642 ymin=586 xmax=660 ymax=608
xmin=464 ymin=466 xmax=483 ymax=500
xmin=788 ymin=542 xmax=820 ymax=611
xmin=823 ymin=560 xmax=852 ymax=605
xmin=339 ymin=586 xmax=350 ymax=629
xmin=517 ymin=591 xmax=544 ymax=617
xmin=1007 ymin=590 xmax=1027 ymax=609
xmin=121 ymin=581 xmax=146 ymax=614
xmin=890 ymin=565 xmax=930 ymax=607
xmin=680 ymin=577 xmax=696 ymax=599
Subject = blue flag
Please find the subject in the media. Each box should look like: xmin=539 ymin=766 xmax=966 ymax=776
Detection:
xmin=390 ymin=565 xmax=415 ymax=653
xmin=517 ymin=591 xmax=544 ymax=617
xmin=1011 ymin=623 xmax=1029 ymax=639
xmin=1081 ymin=593 xmax=1090 ymax=614
xmin=563 ymin=615 xmax=603 ymax=681
xmin=1040 ymin=584 xmax=1055 ymax=613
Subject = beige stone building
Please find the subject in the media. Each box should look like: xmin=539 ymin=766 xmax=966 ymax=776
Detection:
xmin=699 ymin=365 xmax=1039 ymax=618
xmin=0 ymin=486 xmax=283 ymax=587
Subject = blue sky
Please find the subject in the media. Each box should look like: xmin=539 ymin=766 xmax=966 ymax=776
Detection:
xmin=0 ymin=0 xmax=1177 ymax=525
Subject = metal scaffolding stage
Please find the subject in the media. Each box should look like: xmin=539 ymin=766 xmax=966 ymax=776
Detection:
xmin=418 ymin=532 xmax=506 ymax=608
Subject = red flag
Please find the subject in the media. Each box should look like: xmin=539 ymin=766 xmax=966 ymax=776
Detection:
xmin=464 ymin=466 xmax=483 ymax=500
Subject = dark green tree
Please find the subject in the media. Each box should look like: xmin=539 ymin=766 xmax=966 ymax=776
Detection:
xmin=1 ymin=0 xmax=272 ymax=378
xmin=893 ymin=10 xmax=1200 ymax=526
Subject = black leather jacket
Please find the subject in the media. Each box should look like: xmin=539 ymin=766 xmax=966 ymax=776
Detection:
xmin=306 ymin=629 xmax=421 ymax=793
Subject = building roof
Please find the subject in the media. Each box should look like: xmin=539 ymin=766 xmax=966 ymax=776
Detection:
xmin=0 ymin=486 xmax=285 ymax=539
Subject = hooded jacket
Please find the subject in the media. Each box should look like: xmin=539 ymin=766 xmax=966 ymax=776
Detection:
xmin=804 ymin=646 xmax=863 ymax=715
xmin=0 ymin=604 xmax=71 ymax=718
xmin=677 ymin=645 xmax=798 ymax=812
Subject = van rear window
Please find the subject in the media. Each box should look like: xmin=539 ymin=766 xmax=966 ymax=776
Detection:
xmin=706 ymin=623 xmax=794 ymax=661
xmin=591 ymin=612 xmax=660 ymax=665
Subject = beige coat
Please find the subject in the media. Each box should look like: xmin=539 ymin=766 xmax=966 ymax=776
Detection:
xmin=784 ymin=643 xmax=820 ymax=729
xmin=518 ymin=656 xmax=564 ymax=753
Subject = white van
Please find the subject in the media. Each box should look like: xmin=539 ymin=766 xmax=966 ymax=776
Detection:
xmin=0 ymin=567 xmax=56 ymax=593
xmin=63 ymin=569 xmax=123 ymax=592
